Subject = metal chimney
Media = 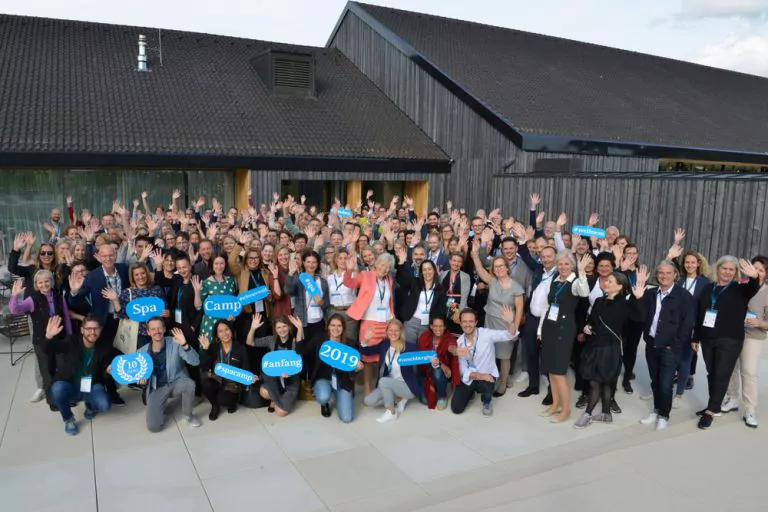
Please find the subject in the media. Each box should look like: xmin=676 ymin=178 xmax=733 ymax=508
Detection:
xmin=137 ymin=34 xmax=148 ymax=72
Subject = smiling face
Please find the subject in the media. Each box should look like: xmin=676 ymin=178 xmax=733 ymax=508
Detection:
xmin=430 ymin=317 xmax=446 ymax=337
xmin=212 ymin=256 xmax=227 ymax=276
xmin=491 ymin=257 xmax=509 ymax=279
xmin=147 ymin=319 xmax=166 ymax=343
xmin=556 ymin=255 xmax=574 ymax=276
xmin=603 ymin=274 xmax=624 ymax=296
xmin=176 ymin=259 xmax=191 ymax=280
xmin=754 ymin=260 xmax=766 ymax=283
xmin=56 ymin=243 xmax=70 ymax=261
xmin=303 ymin=255 xmax=319 ymax=275
xmin=275 ymin=320 xmax=291 ymax=340
xmin=717 ymin=261 xmax=737 ymax=284
xmin=328 ymin=317 xmax=344 ymax=341
xmin=386 ymin=322 xmax=402 ymax=342
xmin=261 ymin=245 xmax=274 ymax=263
xmin=657 ymin=262 xmax=676 ymax=289
xmin=216 ymin=322 xmax=233 ymax=344
xmin=277 ymin=247 xmax=290 ymax=267
xmin=421 ymin=261 xmax=436 ymax=282
xmin=459 ymin=310 xmax=477 ymax=335
xmin=246 ymin=251 xmax=261 ymax=271
xmin=35 ymin=274 xmax=53 ymax=294
xmin=683 ymin=254 xmax=700 ymax=277
xmin=38 ymin=244 xmax=55 ymax=267
xmin=132 ymin=266 xmax=148 ymax=288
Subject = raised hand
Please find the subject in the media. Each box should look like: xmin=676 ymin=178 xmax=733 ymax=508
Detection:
xmin=500 ymin=303 xmax=515 ymax=324
xmin=571 ymin=233 xmax=582 ymax=248
xmin=268 ymin=262 xmax=279 ymax=278
xmin=11 ymin=278 xmax=25 ymax=297
xmin=529 ymin=193 xmax=541 ymax=209
xmin=12 ymin=232 xmax=26 ymax=251
xmin=667 ymin=244 xmax=683 ymax=260
xmin=250 ymin=312 xmax=264 ymax=332
xmin=535 ymin=211 xmax=546 ymax=226
xmin=198 ymin=334 xmax=211 ymax=350
xmin=673 ymin=228 xmax=686 ymax=245
xmin=171 ymin=328 xmax=187 ymax=346
xmin=151 ymin=249 xmax=164 ymax=270
xmin=45 ymin=316 xmax=64 ymax=340
xmin=190 ymin=275 xmax=202 ymax=292
xmin=556 ymin=212 xmax=567 ymax=228
xmin=101 ymin=288 xmax=118 ymax=301
xmin=395 ymin=244 xmax=407 ymax=265
xmin=68 ymin=273 xmax=84 ymax=294
xmin=141 ymin=191 xmax=148 ymax=199
xmin=287 ymin=315 xmax=303 ymax=332
xmin=577 ymin=254 xmax=590 ymax=274
xmin=288 ymin=258 xmax=299 ymax=275
xmin=740 ymin=259 xmax=759 ymax=279
xmin=588 ymin=212 xmax=600 ymax=227
xmin=172 ymin=189 xmax=182 ymax=200
xmin=620 ymin=252 xmax=637 ymax=271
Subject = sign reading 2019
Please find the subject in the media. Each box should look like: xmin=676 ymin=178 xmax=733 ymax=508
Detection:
xmin=318 ymin=341 xmax=360 ymax=372
xmin=126 ymin=297 xmax=165 ymax=322
xmin=203 ymin=295 xmax=242 ymax=319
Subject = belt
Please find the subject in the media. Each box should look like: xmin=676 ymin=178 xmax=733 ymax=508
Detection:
xmin=332 ymin=305 xmax=352 ymax=311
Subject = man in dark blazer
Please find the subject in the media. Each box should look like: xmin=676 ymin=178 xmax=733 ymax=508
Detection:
xmin=637 ymin=260 xmax=694 ymax=431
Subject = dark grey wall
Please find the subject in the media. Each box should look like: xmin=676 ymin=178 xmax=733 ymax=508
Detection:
xmin=492 ymin=173 xmax=768 ymax=265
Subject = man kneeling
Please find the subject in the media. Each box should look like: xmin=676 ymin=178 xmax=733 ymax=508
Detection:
xmin=138 ymin=317 xmax=201 ymax=432
xmin=48 ymin=316 xmax=117 ymax=436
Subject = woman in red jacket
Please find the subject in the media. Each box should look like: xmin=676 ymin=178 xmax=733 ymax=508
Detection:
xmin=417 ymin=316 xmax=459 ymax=410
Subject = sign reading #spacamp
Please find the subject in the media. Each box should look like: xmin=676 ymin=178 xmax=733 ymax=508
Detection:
xmin=299 ymin=272 xmax=321 ymax=297
xmin=111 ymin=352 xmax=154 ymax=385
xmin=319 ymin=341 xmax=360 ymax=372
xmin=204 ymin=295 xmax=243 ymax=319
xmin=261 ymin=350 xmax=303 ymax=377
xmin=335 ymin=208 xmax=352 ymax=218
xmin=397 ymin=351 xmax=437 ymax=367
xmin=572 ymin=225 xmax=607 ymax=239
xmin=126 ymin=297 xmax=165 ymax=322
xmin=214 ymin=363 xmax=255 ymax=386
xmin=238 ymin=285 xmax=270 ymax=306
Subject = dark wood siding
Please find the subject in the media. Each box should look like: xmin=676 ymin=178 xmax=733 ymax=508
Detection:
xmin=492 ymin=173 xmax=768 ymax=265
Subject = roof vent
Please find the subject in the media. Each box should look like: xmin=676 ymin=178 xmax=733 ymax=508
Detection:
xmin=252 ymin=50 xmax=315 ymax=97
xmin=137 ymin=34 xmax=148 ymax=72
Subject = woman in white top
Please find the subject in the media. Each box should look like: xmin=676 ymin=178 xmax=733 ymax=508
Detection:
xmin=327 ymin=248 xmax=359 ymax=343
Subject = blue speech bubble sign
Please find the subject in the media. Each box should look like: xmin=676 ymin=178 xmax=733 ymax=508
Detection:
xmin=572 ymin=225 xmax=607 ymax=239
xmin=319 ymin=341 xmax=361 ymax=372
xmin=203 ymin=295 xmax=243 ymax=319
xmin=238 ymin=286 xmax=270 ymax=306
xmin=214 ymin=363 xmax=255 ymax=386
xmin=397 ymin=350 xmax=437 ymax=367
xmin=261 ymin=350 xmax=303 ymax=377
xmin=126 ymin=297 xmax=165 ymax=322
xmin=299 ymin=272 xmax=321 ymax=297
xmin=111 ymin=352 xmax=154 ymax=385
xmin=336 ymin=208 xmax=352 ymax=218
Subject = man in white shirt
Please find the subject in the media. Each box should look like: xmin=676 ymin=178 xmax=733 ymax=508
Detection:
xmin=451 ymin=308 xmax=518 ymax=416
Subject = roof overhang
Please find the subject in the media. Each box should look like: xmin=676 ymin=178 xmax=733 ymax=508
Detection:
xmin=0 ymin=151 xmax=452 ymax=173
xmin=331 ymin=2 xmax=768 ymax=166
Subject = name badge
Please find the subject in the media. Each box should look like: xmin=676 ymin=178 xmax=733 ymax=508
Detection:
xmin=376 ymin=306 xmax=388 ymax=323
xmin=80 ymin=376 xmax=92 ymax=393
xmin=331 ymin=372 xmax=338 ymax=390
xmin=745 ymin=311 xmax=757 ymax=323
xmin=174 ymin=308 xmax=182 ymax=324
xmin=420 ymin=309 xmax=430 ymax=326
xmin=547 ymin=304 xmax=560 ymax=322
xmin=703 ymin=309 xmax=717 ymax=328
xmin=253 ymin=299 xmax=264 ymax=313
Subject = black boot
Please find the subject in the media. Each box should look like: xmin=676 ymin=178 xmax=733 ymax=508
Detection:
xmin=209 ymin=405 xmax=220 ymax=421
xmin=320 ymin=403 xmax=331 ymax=418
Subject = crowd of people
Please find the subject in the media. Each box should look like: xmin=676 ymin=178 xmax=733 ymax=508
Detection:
xmin=5 ymin=189 xmax=766 ymax=436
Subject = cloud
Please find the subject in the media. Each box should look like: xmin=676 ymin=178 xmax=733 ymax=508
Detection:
xmin=694 ymin=34 xmax=768 ymax=76
xmin=679 ymin=0 xmax=768 ymax=21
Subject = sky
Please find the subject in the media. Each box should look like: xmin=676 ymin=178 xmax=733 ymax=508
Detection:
xmin=1 ymin=0 xmax=767 ymax=77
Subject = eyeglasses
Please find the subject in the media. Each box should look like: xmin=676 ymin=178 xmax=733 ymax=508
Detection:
xmin=247 ymin=256 xmax=260 ymax=261
xmin=39 ymin=251 xmax=54 ymax=256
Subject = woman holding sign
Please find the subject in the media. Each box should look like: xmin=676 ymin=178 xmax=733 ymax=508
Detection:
xmin=470 ymin=244 xmax=525 ymax=396
xmin=308 ymin=314 xmax=363 ymax=422
xmin=227 ymin=247 xmax=279 ymax=343
xmin=115 ymin=263 xmax=167 ymax=349
xmin=417 ymin=317 xmax=458 ymax=410
xmin=394 ymin=245 xmax=446 ymax=344
xmin=344 ymin=252 xmax=396 ymax=397
xmin=247 ymin=313 xmax=304 ymax=416
xmin=693 ymin=256 xmax=760 ymax=430
xmin=327 ymin=248 xmax=359 ymax=344
xmin=199 ymin=320 xmax=250 ymax=421
xmin=199 ymin=256 xmax=238 ymax=342
xmin=537 ymin=251 xmax=591 ymax=423
xmin=363 ymin=319 xmax=422 ymax=423
xmin=285 ymin=250 xmax=330 ymax=342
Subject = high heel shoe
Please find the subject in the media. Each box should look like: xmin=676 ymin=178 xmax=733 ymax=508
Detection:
xmin=550 ymin=411 xmax=571 ymax=423
xmin=539 ymin=407 xmax=562 ymax=417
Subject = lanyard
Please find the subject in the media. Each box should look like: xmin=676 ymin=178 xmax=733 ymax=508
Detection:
xmin=552 ymin=280 xmax=569 ymax=304
xmin=250 ymin=271 xmax=263 ymax=289
xmin=627 ymin=273 xmax=636 ymax=288
xmin=83 ymin=351 xmax=93 ymax=376
xmin=386 ymin=347 xmax=397 ymax=372
xmin=176 ymin=283 xmax=188 ymax=307
xmin=448 ymin=272 xmax=459 ymax=294
xmin=463 ymin=331 xmax=479 ymax=364
xmin=219 ymin=346 xmax=232 ymax=365
xmin=333 ymin=274 xmax=345 ymax=292
xmin=685 ymin=278 xmax=696 ymax=293
xmin=710 ymin=281 xmax=733 ymax=310
xmin=422 ymin=286 xmax=435 ymax=308
xmin=376 ymin=279 xmax=387 ymax=303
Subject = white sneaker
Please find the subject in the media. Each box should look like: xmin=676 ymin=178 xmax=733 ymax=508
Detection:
xmin=640 ymin=412 xmax=659 ymax=425
xmin=186 ymin=415 xmax=202 ymax=428
xmin=672 ymin=395 xmax=683 ymax=409
xmin=721 ymin=396 xmax=739 ymax=413
xmin=515 ymin=371 xmax=529 ymax=383
xmin=744 ymin=412 xmax=758 ymax=428
xmin=396 ymin=399 xmax=409 ymax=414
xmin=640 ymin=393 xmax=654 ymax=401
xmin=656 ymin=418 xmax=669 ymax=431
xmin=30 ymin=389 xmax=46 ymax=403
xmin=376 ymin=409 xmax=398 ymax=424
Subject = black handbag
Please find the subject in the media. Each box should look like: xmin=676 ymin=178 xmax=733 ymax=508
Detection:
xmin=240 ymin=383 xmax=269 ymax=409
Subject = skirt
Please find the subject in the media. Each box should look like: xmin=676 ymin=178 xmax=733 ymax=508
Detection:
xmin=580 ymin=342 xmax=622 ymax=384
xmin=485 ymin=314 xmax=514 ymax=359
xmin=359 ymin=320 xmax=387 ymax=363
xmin=404 ymin=316 xmax=428 ymax=344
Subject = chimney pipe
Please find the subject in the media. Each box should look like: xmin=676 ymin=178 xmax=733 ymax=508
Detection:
xmin=137 ymin=34 xmax=148 ymax=72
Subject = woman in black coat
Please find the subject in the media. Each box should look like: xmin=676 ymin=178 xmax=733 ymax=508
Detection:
xmin=199 ymin=320 xmax=252 ymax=421
xmin=394 ymin=246 xmax=447 ymax=343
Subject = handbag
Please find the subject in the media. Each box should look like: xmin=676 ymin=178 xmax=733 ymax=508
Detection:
xmin=113 ymin=290 xmax=139 ymax=354
xmin=240 ymin=384 xmax=269 ymax=409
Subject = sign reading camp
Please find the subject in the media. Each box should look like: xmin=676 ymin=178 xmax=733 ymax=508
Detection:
xmin=126 ymin=297 xmax=165 ymax=322
xmin=204 ymin=295 xmax=242 ymax=319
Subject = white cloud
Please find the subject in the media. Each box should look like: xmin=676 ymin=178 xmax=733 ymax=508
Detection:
xmin=695 ymin=34 xmax=768 ymax=76
xmin=680 ymin=0 xmax=768 ymax=20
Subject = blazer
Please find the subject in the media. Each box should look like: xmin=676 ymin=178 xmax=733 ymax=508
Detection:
xmin=156 ymin=273 xmax=203 ymax=343
xmin=374 ymin=339 xmax=423 ymax=398
xmin=438 ymin=269 xmax=471 ymax=312
xmin=394 ymin=262 xmax=447 ymax=322
xmin=70 ymin=263 xmax=129 ymax=323
xmin=638 ymin=286 xmax=694 ymax=352
xmin=344 ymin=270 xmax=396 ymax=322
xmin=138 ymin=337 xmax=200 ymax=391
xmin=426 ymin=250 xmax=450 ymax=273
xmin=285 ymin=273 xmax=330 ymax=326
xmin=52 ymin=335 xmax=120 ymax=386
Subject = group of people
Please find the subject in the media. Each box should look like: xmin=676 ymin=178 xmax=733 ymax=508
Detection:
xmin=5 ymin=189 xmax=765 ymax=436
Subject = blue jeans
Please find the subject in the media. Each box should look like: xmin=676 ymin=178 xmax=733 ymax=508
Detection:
xmin=313 ymin=379 xmax=354 ymax=423
xmin=432 ymin=367 xmax=448 ymax=399
xmin=50 ymin=380 xmax=111 ymax=422
xmin=645 ymin=343 xmax=679 ymax=420
xmin=675 ymin=340 xmax=694 ymax=396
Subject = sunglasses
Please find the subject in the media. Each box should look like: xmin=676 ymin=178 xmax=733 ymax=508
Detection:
xmin=39 ymin=251 xmax=54 ymax=256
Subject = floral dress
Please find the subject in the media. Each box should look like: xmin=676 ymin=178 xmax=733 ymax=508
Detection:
xmin=200 ymin=276 xmax=238 ymax=341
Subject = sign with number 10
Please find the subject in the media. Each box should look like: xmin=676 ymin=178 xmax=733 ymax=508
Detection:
xmin=319 ymin=341 xmax=360 ymax=372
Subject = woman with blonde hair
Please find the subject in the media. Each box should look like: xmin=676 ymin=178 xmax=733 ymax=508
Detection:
xmin=327 ymin=248 xmax=359 ymax=343
xmin=111 ymin=262 xmax=167 ymax=349
xmin=363 ymin=318 xmax=422 ymax=423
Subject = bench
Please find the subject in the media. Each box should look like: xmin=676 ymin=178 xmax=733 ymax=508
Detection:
xmin=0 ymin=313 xmax=32 ymax=365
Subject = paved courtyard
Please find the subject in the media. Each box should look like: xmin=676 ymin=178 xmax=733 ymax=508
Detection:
xmin=1 ymin=334 xmax=767 ymax=512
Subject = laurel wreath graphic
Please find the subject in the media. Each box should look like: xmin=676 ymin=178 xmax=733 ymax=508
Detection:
xmin=116 ymin=354 xmax=150 ymax=383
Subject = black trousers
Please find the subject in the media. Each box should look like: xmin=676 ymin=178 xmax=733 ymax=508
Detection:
xmin=451 ymin=379 xmax=495 ymax=413
xmin=522 ymin=312 xmax=542 ymax=390
xmin=201 ymin=378 xmax=239 ymax=409
xmin=701 ymin=337 xmax=743 ymax=413
xmin=34 ymin=344 xmax=54 ymax=405
xmin=622 ymin=320 xmax=644 ymax=380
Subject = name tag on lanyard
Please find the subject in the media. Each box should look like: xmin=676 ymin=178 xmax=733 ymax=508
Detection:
xmin=547 ymin=304 xmax=560 ymax=322
xmin=80 ymin=376 xmax=92 ymax=393
xmin=703 ymin=309 xmax=717 ymax=328
xmin=331 ymin=372 xmax=338 ymax=390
